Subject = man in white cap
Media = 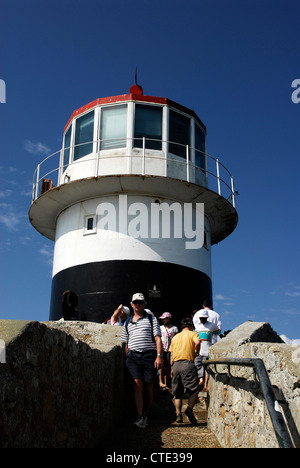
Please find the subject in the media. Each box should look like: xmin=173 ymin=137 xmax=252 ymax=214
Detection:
xmin=193 ymin=309 xmax=221 ymax=390
xmin=193 ymin=299 xmax=222 ymax=344
xmin=121 ymin=293 xmax=163 ymax=428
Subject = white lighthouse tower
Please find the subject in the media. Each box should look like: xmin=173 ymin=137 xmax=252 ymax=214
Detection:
xmin=29 ymin=83 xmax=238 ymax=323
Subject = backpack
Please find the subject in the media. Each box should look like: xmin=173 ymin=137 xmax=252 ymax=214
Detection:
xmin=125 ymin=312 xmax=155 ymax=343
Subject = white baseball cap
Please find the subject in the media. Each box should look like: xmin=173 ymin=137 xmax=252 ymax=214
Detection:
xmin=131 ymin=293 xmax=146 ymax=303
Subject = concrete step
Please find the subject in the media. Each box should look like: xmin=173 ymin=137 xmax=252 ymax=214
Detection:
xmin=178 ymin=394 xmax=208 ymax=425
xmin=152 ymin=387 xmax=209 ymax=426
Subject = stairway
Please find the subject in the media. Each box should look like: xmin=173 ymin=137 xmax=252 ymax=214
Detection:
xmin=99 ymin=387 xmax=220 ymax=449
xmin=148 ymin=388 xmax=220 ymax=448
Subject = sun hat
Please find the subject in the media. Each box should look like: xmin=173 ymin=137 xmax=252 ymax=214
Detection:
xmin=159 ymin=312 xmax=172 ymax=319
xmin=122 ymin=306 xmax=130 ymax=316
xmin=197 ymin=309 xmax=209 ymax=318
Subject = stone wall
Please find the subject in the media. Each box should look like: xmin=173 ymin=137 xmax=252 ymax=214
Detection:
xmin=207 ymin=322 xmax=300 ymax=448
xmin=0 ymin=320 xmax=124 ymax=448
xmin=1 ymin=319 xmax=299 ymax=448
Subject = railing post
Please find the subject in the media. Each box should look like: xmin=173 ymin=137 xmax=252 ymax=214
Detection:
xmin=96 ymin=139 xmax=100 ymax=177
xmin=35 ymin=164 xmax=40 ymax=200
xmin=186 ymin=145 xmax=190 ymax=183
xmin=142 ymin=137 xmax=145 ymax=176
xmin=216 ymin=159 xmax=221 ymax=195
xmin=204 ymin=358 xmax=294 ymax=449
xmin=32 ymin=175 xmax=35 ymax=203
xmin=253 ymin=359 xmax=294 ymax=449
xmin=58 ymin=149 xmax=63 ymax=186
xmin=231 ymin=175 xmax=236 ymax=208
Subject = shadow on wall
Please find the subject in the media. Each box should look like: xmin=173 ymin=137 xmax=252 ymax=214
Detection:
xmin=0 ymin=320 xmax=125 ymax=448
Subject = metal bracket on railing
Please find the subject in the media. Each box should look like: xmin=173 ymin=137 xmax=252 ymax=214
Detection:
xmin=227 ymin=364 xmax=234 ymax=378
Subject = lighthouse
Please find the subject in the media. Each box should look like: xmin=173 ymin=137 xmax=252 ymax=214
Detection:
xmin=29 ymin=83 xmax=238 ymax=324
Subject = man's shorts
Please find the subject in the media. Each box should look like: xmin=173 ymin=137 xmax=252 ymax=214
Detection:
xmin=194 ymin=355 xmax=208 ymax=378
xmin=171 ymin=360 xmax=198 ymax=397
xmin=126 ymin=350 xmax=156 ymax=383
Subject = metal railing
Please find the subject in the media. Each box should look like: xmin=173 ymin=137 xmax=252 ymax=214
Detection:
xmin=31 ymin=138 xmax=236 ymax=208
xmin=204 ymin=358 xmax=294 ymax=448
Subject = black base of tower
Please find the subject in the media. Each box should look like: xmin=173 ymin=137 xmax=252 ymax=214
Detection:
xmin=49 ymin=260 xmax=212 ymax=328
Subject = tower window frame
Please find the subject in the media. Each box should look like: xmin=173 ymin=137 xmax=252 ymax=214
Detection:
xmin=169 ymin=110 xmax=191 ymax=158
xmin=194 ymin=122 xmax=206 ymax=170
xmin=100 ymin=104 xmax=128 ymax=150
xmin=63 ymin=124 xmax=72 ymax=169
xmin=74 ymin=110 xmax=95 ymax=161
xmin=83 ymin=214 xmax=97 ymax=235
xmin=133 ymin=103 xmax=163 ymax=150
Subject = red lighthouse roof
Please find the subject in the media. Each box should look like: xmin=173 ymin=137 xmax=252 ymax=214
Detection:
xmin=64 ymin=87 xmax=206 ymax=133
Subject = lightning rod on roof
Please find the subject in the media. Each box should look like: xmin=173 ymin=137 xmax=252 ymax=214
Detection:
xmin=130 ymin=67 xmax=143 ymax=95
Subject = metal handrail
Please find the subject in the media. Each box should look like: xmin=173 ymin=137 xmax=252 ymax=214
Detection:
xmin=31 ymin=137 xmax=236 ymax=207
xmin=203 ymin=358 xmax=294 ymax=448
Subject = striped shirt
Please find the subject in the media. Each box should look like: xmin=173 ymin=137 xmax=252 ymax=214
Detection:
xmin=121 ymin=313 xmax=161 ymax=352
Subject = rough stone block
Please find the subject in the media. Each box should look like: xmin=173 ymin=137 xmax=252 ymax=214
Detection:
xmin=207 ymin=321 xmax=300 ymax=448
xmin=0 ymin=320 xmax=124 ymax=448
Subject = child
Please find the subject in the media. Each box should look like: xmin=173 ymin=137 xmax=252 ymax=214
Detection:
xmin=158 ymin=312 xmax=178 ymax=389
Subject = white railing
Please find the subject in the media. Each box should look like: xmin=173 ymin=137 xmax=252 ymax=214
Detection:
xmin=31 ymin=138 xmax=236 ymax=208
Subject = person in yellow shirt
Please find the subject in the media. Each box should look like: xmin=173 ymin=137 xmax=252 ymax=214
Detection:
xmin=169 ymin=318 xmax=200 ymax=424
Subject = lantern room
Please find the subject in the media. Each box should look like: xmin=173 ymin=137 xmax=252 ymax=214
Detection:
xmin=59 ymin=86 xmax=207 ymax=187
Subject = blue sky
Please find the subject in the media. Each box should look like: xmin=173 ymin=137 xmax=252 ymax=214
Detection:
xmin=0 ymin=0 xmax=299 ymax=342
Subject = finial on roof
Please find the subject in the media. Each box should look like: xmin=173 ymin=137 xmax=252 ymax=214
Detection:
xmin=130 ymin=67 xmax=143 ymax=95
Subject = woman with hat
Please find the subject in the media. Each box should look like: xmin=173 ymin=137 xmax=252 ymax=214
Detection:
xmin=107 ymin=304 xmax=130 ymax=326
xmin=158 ymin=312 xmax=178 ymax=389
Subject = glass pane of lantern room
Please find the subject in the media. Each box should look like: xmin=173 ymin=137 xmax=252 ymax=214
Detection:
xmin=134 ymin=104 xmax=162 ymax=150
xmin=74 ymin=111 xmax=94 ymax=160
xmin=63 ymin=125 xmax=72 ymax=169
xmin=100 ymin=105 xmax=127 ymax=150
xmin=169 ymin=110 xmax=190 ymax=158
xmin=195 ymin=123 xmax=206 ymax=170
